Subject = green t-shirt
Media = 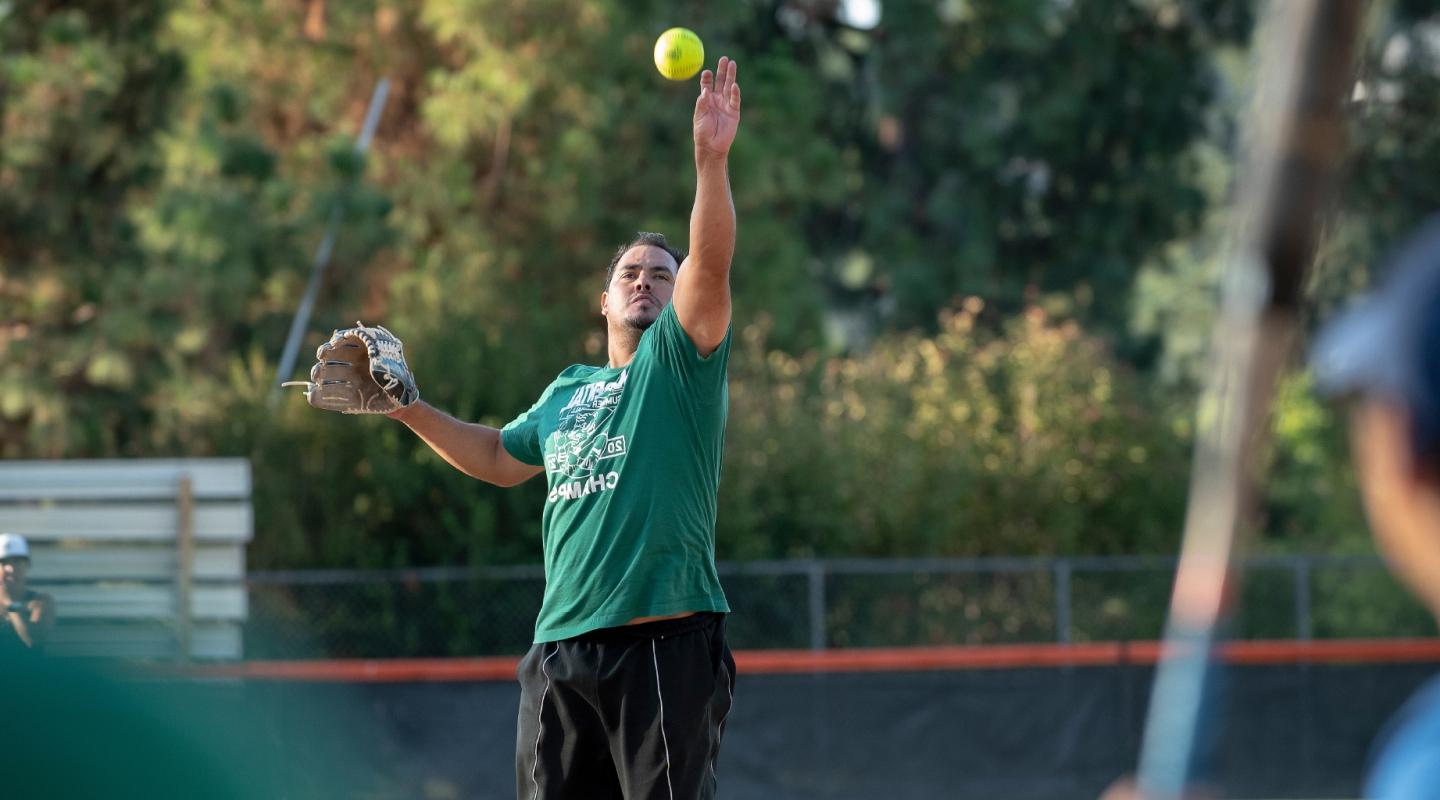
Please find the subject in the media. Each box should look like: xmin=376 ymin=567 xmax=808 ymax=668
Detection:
xmin=501 ymin=303 xmax=731 ymax=641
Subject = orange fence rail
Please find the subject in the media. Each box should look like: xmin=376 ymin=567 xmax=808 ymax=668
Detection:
xmin=165 ymin=638 xmax=1440 ymax=683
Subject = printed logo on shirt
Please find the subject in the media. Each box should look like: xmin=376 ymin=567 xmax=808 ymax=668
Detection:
xmin=545 ymin=370 xmax=628 ymax=502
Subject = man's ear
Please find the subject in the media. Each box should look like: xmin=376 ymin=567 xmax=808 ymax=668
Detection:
xmin=600 ymin=290 xmax=609 ymax=316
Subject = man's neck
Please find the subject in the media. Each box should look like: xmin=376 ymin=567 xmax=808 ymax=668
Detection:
xmin=606 ymin=328 xmax=641 ymax=368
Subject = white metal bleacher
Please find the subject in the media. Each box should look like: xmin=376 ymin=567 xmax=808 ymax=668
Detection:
xmin=0 ymin=459 xmax=251 ymax=660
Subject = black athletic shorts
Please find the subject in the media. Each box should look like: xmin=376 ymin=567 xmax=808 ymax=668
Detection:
xmin=514 ymin=612 xmax=736 ymax=800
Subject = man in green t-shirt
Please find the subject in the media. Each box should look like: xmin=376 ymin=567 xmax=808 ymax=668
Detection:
xmin=388 ymin=58 xmax=743 ymax=799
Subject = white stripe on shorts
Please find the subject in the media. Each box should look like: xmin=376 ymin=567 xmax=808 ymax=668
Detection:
xmin=652 ymin=639 xmax=675 ymax=800
xmin=531 ymin=644 xmax=559 ymax=800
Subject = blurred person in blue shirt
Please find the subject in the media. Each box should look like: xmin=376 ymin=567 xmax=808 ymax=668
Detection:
xmin=1312 ymin=216 xmax=1440 ymax=799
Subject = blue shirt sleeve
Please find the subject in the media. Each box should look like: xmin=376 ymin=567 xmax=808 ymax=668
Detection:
xmin=1367 ymin=677 xmax=1440 ymax=800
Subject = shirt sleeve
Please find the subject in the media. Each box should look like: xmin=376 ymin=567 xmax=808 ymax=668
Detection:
xmin=1367 ymin=681 xmax=1440 ymax=800
xmin=501 ymin=383 xmax=558 ymax=467
xmin=644 ymin=303 xmax=731 ymax=402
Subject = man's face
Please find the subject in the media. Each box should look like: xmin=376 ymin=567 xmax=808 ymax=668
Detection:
xmin=602 ymin=245 xmax=678 ymax=332
xmin=1 ymin=557 xmax=28 ymax=595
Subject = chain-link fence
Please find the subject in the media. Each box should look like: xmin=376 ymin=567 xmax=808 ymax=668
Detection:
xmin=242 ymin=554 xmax=1435 ymax=659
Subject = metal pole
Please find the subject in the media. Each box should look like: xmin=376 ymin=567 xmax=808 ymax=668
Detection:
xmin=1294 ymin=555 xmax=1313 ymax=641
xmin=1054 ymin=559 xmax=1073 ymax=644
xmin=807 ymin=561 xmax=827 ymax=651
xmin=271 ymin=77 xmax=392 ymax=404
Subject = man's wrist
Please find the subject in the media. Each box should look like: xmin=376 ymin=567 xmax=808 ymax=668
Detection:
xmin=695 ymin=147 xmax=730 ymax=166
xmin=387 ymin=401 xmax=421 ymax=422
xmin=5 ymin=601 xmax=24 ymax=613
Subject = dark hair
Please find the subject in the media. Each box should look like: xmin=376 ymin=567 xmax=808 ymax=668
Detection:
xmin=605 ymin=232 xmax=684 ymax=287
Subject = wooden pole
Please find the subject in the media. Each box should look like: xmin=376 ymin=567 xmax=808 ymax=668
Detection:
xmin=176 ymin=475 xmax=195 ymax=663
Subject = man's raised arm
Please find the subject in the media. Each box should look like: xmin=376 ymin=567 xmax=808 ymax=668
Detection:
xmin=673 ymin=56 xmax=742 ymax=356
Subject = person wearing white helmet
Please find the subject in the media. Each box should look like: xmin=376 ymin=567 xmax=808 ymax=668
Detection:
xmin=0 ymin=533 xmax=55 ymax=653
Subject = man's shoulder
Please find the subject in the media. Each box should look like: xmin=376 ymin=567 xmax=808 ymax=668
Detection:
xmin=545 ymin=363 xmax=607 ymax=387
xmin=556 ymin=363 xmax=599 ymax=379
xmin=528 ymin=364 xmax=624 ymax=407
xmin=638 ymin=301 xmax=730 ymax=372
xmin=647 ymin=302 xmax=682 ymax=337
xmin=636 ymin=302 xmax=698 ymax=357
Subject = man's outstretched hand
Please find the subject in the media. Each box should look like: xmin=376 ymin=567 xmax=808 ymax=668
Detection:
xmin=694 ymin=56 xmax=741 ymax=156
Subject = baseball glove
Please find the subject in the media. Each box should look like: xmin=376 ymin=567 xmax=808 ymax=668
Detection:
xmin=282 ymin=322 xmax=420 ymax=414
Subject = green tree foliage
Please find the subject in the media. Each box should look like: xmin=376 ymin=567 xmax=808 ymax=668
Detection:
xmin=802 ymin=0 xmax=1253 ymax=336
xmin=1 ymin=1 xmax=185 ymax=455
xmin=721 ymin=298 xmax=1192 ymax=559
xmin=1264 ymin=3 xmax=1440 ymax=559
xmin=1130 ymin=4 xmax=1440 ymax=559
xmin=1 ymin=0 xmax=1415 ymax=581
xmin=1311 ymin=1 xmax=1440 ymax=315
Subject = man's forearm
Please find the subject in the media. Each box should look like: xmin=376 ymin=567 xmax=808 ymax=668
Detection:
xmin=388 ymin=401 xmax=536 ymax=487
xmin=7 ymin=610 xmax=36 ymax=647
xmin=689 ymin=150 xmax=736 ymax=278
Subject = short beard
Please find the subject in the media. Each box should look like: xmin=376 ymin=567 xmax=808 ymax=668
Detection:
xmin=623 ymin=311 xmax=658 ymax=331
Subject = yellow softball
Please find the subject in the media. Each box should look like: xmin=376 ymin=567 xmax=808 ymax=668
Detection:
xmin=654 ymin=27 xmax=704 ymax=81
